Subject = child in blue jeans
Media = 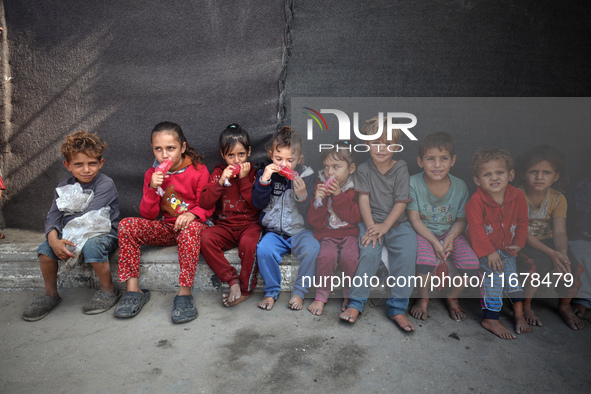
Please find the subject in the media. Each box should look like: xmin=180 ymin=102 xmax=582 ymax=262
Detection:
xmin=340 ymin=116 xmax=417 ymax=332
xmin=253 ymin=126 xmax=319 ymax=311
xmin=23 ymin=131 xmax=120 ymax=321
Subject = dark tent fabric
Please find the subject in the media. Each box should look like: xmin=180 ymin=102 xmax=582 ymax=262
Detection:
xmin=1 ymin=0 xmax=590 ymax=229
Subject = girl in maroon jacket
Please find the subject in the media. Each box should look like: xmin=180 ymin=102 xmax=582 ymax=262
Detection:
xmin=307 ymin=144 xmax=360 ymax=316
xmin=200 ymin=124 xmax=262 ymax=307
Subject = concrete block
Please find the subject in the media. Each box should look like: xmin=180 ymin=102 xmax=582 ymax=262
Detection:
xmin=0 ymin=233 xmax=300 ymax=292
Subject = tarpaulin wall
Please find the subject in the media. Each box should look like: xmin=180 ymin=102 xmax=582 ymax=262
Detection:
xmin=1 ymin=0 xmax=590 ymax=229
xmin=0 ymin=1 xmax=286 ymax=229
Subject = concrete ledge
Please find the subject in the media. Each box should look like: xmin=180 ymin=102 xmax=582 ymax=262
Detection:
xmin=0 ymin=229 xmax=298 ymax=292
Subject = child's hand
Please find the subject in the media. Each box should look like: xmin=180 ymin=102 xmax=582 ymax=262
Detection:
xmin=174 ymin=212 xmax=196 ymax=232
xmin=361 ymin=230 xmax=382 ymax=248
xmin=325 ymin=178 xmax=342 ymax=196
xmin=238 ymin=162 xmax=251 ymax=178
xmin=48 ymin=238 xmax=77 ymax=260
xmin=150 ymin=171 xmax=168 ymax=189
xmin=432 ymin=241 xmax=448 ymax=261
xmin=550 ymin=250 xmax=571 ymax=274
xmin=293 ymin=176 xmax=306 ymax=200
xmin=219 ymin=166 xmax=235 ymax=186
xmin=314 ymin=184 xmax=326 ymax=201
xmin=366 ymin=223 xmax=390 ymax=240
xmin=505 ymin=245 xmax=522 ymax=254
xmin=441 ymin=237 xmax=454 ymax=259
xmin=262 ymin=163 xmax=280 ymax=182
xmin=487 ymin=251 xmax=503 ymax=273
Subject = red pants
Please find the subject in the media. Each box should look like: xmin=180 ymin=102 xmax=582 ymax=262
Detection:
xmin=315 ymin=236 xmax=360 ymax=303
xmin=200 ymin=222 xmax=262 ymax=295
xmin=118 ymin=217 xmax=206 ymax=287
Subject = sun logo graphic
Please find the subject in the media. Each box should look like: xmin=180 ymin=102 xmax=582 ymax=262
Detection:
xmin=303 ymin=107 xmax=329 ymax=139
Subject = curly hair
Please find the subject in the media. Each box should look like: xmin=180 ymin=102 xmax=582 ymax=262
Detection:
xmin=61 ymin=131 xmax=107 ymax=161
xmin=267 ymin=126 xmax=299 ymax=156
xmin=470 ymin=148 xmax=514 ymax=177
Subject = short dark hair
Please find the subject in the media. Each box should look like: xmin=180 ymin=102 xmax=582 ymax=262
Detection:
xmin=419 ymin=132 xmax=455 ymax=157
xmin=470 ymin=148 xmax=514 ymax=177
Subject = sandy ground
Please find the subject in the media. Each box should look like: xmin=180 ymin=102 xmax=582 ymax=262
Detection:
xmin=0 ymin=287 xmax=590 ymax=393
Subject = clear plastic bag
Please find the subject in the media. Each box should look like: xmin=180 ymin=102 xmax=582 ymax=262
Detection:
xmin=58 ymin=207 xmax=112 ymax=274
xmin=55 ymin=183 xmax=94 ymax=215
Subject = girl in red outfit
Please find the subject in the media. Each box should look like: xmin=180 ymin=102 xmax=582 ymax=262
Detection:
xmin=200 ymin=123 xmax=262 ymax=307
xmin=115 ymin=122 xmax=213 ymax=323
xmin=307 ymin=144 xmax=360 ymax=317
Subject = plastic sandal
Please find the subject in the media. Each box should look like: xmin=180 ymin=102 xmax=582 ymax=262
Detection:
xmin=114 ymin=290 xmax=150 ymax=318
xmin=171 ymin=295 xmax=198 ymax=324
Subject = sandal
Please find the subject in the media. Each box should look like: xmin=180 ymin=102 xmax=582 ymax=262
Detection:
xmin=171 ymin=295 xmax=198 ymax=324
xmin=23 ymin=295 xmax=62 ymax=322
xmin=114 ymin=290 xmax=150 ymax=318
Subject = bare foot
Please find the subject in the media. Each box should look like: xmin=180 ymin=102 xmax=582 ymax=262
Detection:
xmin=572 ymin=303 xmax=587 ymax=318
xmin=288 ymin=295 xmax=304 ymax=310
xmin=341 ymin=298 xmax=350 ymax=312
xmin=389 ymin=314 xmax=415 ymax=332
xmin=258 ymin=296 xmax=275 ymax=310
xmin=482 ymin=318 xmax=516 ymax=339
xmin=523 ymin=304 xmax=543 ymax=326
xmin=514 ymin=315 xmax=532 ymax=334
xmin=445 ymin=298 xmax=467 ymax=321
xmin=559 ymin=304 xmax=585 ymax=330
xmin=410 ymin=298 xmax=428 ymax=320
xmin=223 ymin=284 xmax=241 ymax=305
xmin=223 ymin=292 xmax=250 ymax=307
xmin=308 ymin=300 xmax=325 ymax=316
xmin=340 ymin=307 xmax=360 ymax=323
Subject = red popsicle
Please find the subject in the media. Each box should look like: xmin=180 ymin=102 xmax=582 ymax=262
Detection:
xmin=279 ymin=166 xmax=298 ymax=180
xmin=323 ymin=176 xmax=336 ymax=189
xmin=230 ymin=164 xmax=241 ymax=176
xmin=314 ymin=176 xmax=336 ymax=208
xmin=155 ymin=158 xmax=173 ymax=174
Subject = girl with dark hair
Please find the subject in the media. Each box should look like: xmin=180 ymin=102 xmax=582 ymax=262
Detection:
xmin=200 ymin=123 xmax=262 ymax=307
xmin=115 ymin=121 xmax=214 ymax=323
xmin=516 ymin=145 xmax=584 ymax=330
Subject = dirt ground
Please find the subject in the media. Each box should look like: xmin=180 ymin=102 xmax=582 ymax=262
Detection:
xmin=0 ymin=286 xmax=590 ymax=393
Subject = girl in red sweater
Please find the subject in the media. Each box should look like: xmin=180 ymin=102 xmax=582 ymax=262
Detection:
xmin=200 ymin=124 xmax=262 ymax=307
xmin=115 ymin=122 xmax=213 ymax=323
xmin=307 ymin=144 xmax=360 ymax=316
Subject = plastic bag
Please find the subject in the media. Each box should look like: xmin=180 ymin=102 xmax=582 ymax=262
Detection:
xmin=58 ymin=207 xmax=112 ymax=274
xmin=56 ymin=183 xmax=94 ymax=215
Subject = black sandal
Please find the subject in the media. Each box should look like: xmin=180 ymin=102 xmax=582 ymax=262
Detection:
xmin=114 ymin=290 xmax=150 ymax=318
xmin=171 ymin=295 xmax=198 ymax=324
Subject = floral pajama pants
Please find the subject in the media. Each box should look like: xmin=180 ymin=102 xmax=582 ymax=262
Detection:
xmin=118 ymin=217 xmax=206 ymax=287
